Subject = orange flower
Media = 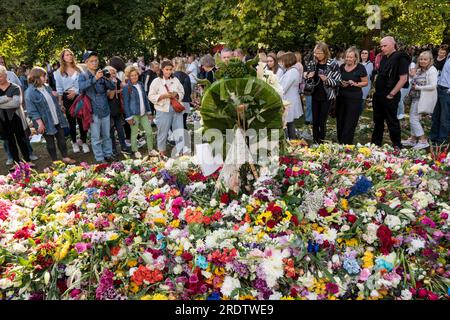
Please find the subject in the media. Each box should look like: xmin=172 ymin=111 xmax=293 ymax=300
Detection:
xmin=185 ymin=208 xmax=203 ymax=224
xmin=110 ymin=246 xmax=120 ymax=256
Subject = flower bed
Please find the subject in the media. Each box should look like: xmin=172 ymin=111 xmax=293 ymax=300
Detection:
xmin=0 ymin=143 xmax=449 ymax=300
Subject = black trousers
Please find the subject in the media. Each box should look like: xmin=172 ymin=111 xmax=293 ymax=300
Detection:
xmin=286 ymin=122 xmax=297 ymax=140
xmin=312 ymin=98 xmax=331 ymax=144
xmin=43 ymin=124 xmax=68 ymax=161
xmin=371 ymin=94 xmax=401 ymax=147
xmin=0 ymin=113 xmax=30 ymax=163
xmin=336 ymin=95 xmax=362 ymax=145
xmin=123 ymin=121 xmax=131 ymax=140
xmin=63 ymin=94 xmax=87 ymax=143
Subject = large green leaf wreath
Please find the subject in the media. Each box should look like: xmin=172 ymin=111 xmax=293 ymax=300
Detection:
xmin=200 ymin=76 xmax=284 ymax=133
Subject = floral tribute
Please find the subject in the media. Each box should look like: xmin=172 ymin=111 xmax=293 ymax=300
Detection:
xmin=0 ymin=143 xmax=449 ymax=300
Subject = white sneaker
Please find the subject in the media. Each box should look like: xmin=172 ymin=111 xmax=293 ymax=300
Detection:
xmin=29 ymin=154 xmax=39 ymax=161
xmin=401 ymin=139 xmax=417 ymax=147
xmin=138 ymin=138 xmax=146 ymax=148
xmin=82 ymin=143 xmax=90 ymax=153
xmin=72 ymin=142 xmax=80 ymax=153
xmin=134 ymin=151 xmax=142 ymax=158
xmin=6 ymin=159 xmax=13 ymax=165
xmin=125 ymin=140 xmax=131 ymax=147
xmin=397 ymin=114 xmax=405 ymax=120
xmin=413 ymin=141 xmax=429 ymax=150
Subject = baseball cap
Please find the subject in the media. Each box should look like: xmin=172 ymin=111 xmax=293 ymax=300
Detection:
xmin=83 ymin=50 xmax=98 ymax=62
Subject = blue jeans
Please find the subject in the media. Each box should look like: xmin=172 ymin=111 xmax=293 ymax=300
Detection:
xmin=155 ymin=105 xmax=184 ymax=154
xmin=91 ymin=114 xmax=113 ymax=161
xmin=429 ymin=86 xmax=450 ymax=144
xmin=305 ymin=95 xmax=312 ymax=123
xmin=110 ymin=115 xmax=127 ymax=152
xmin=398 ymin=87 xmax=410 ymax=116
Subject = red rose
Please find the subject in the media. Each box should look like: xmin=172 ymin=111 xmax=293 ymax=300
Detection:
xmin=297 ymin=180 xmax=305 ymax=187
xmin=181 ymin=251 xmax=193 ymax=262
xmin=427 ymin=291 xmax=439 ymax=300
xmin=346 ymin=214 xmax=357 ymax=224
xmin=291 ymin=215 xmax=299 ymax=226
xmin=318 ymin=208 xmax=330 ymax=217
xmin=267 ymin=220 xmax=277 ymax=229
xmin=326 ymin=282 xmax=339 ymax=295
xmin=417 ymin=288 xmax=428 ymax=299
xmin=377 ymin=225 xmax=394 ymax=255
xmin=284 ymin=168 xmax=293 ymax=177
xmin=220 ymin=193 xmax=230 ymax=204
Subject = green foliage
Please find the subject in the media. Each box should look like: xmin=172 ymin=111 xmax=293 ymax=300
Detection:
xmin=200 ymin=77 xmax=283 ymax=133
xmin=0 ymin=0 xmax=448 ymax=65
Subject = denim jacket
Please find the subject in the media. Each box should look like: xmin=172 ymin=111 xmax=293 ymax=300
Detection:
xmin=25 ymin=84 xmax=68 ymax=135
xmin=78 ymin=71 xmax=115 ymax=118
xmin=122 ymin=81 xmax=151 ymax=120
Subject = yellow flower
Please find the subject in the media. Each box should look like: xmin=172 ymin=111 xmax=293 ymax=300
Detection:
xmin=88 ymin=223 xmax=95 ymax=230
xmin=341 ymin=199 xmax=349 ymax=211
xmin=170 ymin=219 xmax=180 ymax=228
xmin=153 ymin=218 xmax=167 ymax=225
xmin=175 ymin=245 xmax=184 ymax=256
xmin=108 ymin=233 xmax=119 ymax=241
xmin=283 ymin=211 xmax=292 ymax=222
xmin=257 ymin=231 xmax=266 ymax=240
xmin=129 ymin=282 xmax=139 ymax=293
xmin=246 ymin=205 xmax=254 ymax=213
xmin=358 ymin=147 xmax=372 ymax=157
xmin=281 ymin=296 xmax=295 ymax=300
xmin=214 ymin=267 xmax=225 ymax=276
xmin=345 ymin=238 xmax=358 ymax=247
xmin=255 ymin=211 xmax=272 ymax=225
xmin=362 ymin=251 xmax=374 ymax=269
xmin=141 ymin=293 xmax=168 ymax=300
xmin=127 ymin=260 xmax=138 ymax=267
xmin=56 ymin=241 xmax=71 ymax=261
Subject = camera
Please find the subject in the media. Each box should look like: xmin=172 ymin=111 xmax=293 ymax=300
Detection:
xmin=102 ymin=68 xmax=111 ymax=79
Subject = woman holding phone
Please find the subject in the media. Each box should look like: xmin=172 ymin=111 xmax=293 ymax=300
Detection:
xmin=336 ymin=47 xmax=368 ymax=145
xmin=305 ymin=42 xmax=341 ymax=144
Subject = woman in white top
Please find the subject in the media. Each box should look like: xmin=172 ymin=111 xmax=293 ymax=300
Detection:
xmin=279 ymin=52 xmax=303 ymax=139
xmin=360 ymin=49 xmax=374 ymax=113
xmin=54 ymin=49 xmax=89 ymax=154
xmin=148 ymin=60 xmax=185 ymax=157
xmin=401 ymin=51 xmax=438 ymax=150
xmin=265 ymin=52 xmax=284 ymax=80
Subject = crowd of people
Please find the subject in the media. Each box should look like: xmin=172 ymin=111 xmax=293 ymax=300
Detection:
xmin=0 ymin=36 xmax=449 ymax=171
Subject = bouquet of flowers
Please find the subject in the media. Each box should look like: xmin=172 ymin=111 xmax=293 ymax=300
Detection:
xmin=0 ymin=144 xmax=448 ymax=300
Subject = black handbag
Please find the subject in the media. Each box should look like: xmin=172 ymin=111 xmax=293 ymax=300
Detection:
xmin=303 ymin=77 xmax=319 ymax=96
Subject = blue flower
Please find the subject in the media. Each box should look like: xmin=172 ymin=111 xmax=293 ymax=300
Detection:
xmin=349 ymin=176 xmax=373 ymax=198
xmin=307 ymin=240 xmax=319 ymax=253
xmin=84 ymin=188 xmax=98 ymax=201
xmin=375 ymin=257 xmax=394 ymax=272
xmin=207 ymin=292 xmax=221 ymax=300
xmin=196 ymin=255 xmax=209 ymax=269
xmin=343 ymin=258 xmax=361 ymax=275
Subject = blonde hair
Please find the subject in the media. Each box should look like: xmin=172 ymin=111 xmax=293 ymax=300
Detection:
xmin=345 ymin=46 xmax=360 ymax=64
xmin=28 ymin=67 xmax=47 ymax=87
xmin=0 ymin=65 xmax=7 ymax=77
xmin=294 ymin=51 xmax=302 ymax=63
xmin=124 ymin=65 xmax=140 ymax=82
xmin=417 ymin=51 xmax=434 ymax=73
xmin=314 ymin=42 xmax=331 ymax=61
xmin=258 ymin=52 xmax=267 ymax=63
xmin=173 ymin=57 xmax=186 ymax=72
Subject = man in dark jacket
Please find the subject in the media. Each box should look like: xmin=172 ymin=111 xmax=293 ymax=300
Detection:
xmin=371 ymin=36 xmax=409 ymax=148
